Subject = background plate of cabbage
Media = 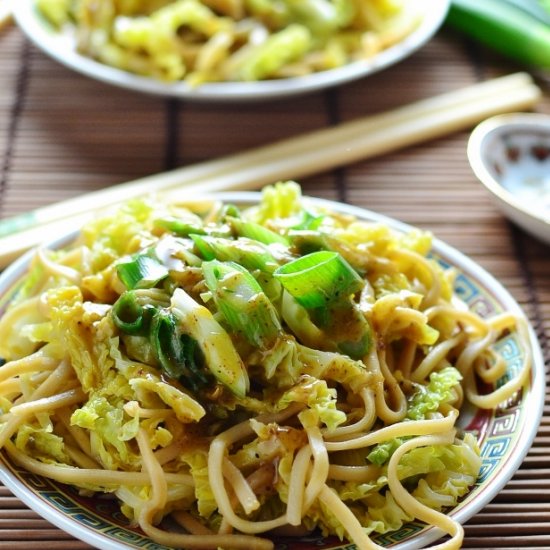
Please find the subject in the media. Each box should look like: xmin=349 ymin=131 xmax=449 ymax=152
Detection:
xmin=13 ymin=0 xmax=449 ymax=100
xmin=0 ymin=186 xmax=544 ymax=549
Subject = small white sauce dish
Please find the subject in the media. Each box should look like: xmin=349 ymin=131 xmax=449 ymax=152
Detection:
xmin=468 ymin=112 xmax=550 ymax=245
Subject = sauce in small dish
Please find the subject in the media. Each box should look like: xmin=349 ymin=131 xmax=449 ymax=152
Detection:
xmin=468 ymin=112 xmax=550 ymax=245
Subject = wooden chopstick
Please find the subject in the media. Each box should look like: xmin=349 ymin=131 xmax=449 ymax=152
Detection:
xmin=0 ymin=72 xmax=541 ymax=268
xmin=166 ymin=75 xmax=541 ymax=201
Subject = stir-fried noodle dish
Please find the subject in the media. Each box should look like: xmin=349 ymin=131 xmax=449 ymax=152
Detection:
xmin=0 ymin=182 xmax=531 ymax=549
xmin=36 ymin=0 xmax=421 ymax=84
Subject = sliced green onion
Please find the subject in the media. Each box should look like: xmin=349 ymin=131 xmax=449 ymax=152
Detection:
xmin=504 ymin=0 xmax=550 ymax=23
xmin=112 ymin=291 xmax=156 ymax=335
xmin=229 ymin=217 xmax=289 ymax=246
xmin=117 ymin=254 xmax=169 ymax=290
xmin=154 ymin=216 xmax=232 ymax=238
xmin=190 ymin=234 xmax=217 ymax=260
xmin=171 ymin=288 xmax=250 ymax=397
xmin=150 ymin=309 xmax=210 ymax=391
xmin=150 ymin=309 xmax=183 ymax=379
xmin=154 ymin=217 xmax=207 ymax=236
xmin=325 ymin=302 xmax=373 ymax=360
xmin=179 ymin=333 xmax=211 ymax=386
xmin=336 ymin=322 xmax=372 ymax=360
xmin=191 ymin=234 xmax=279 ymax=273
xmin=220 ymin=203 xmax=241 ymax=219
xmin=447 ymin=0 xmax=550 ymax=68
xmin=288 ymin=230 xmax=327 ymax=256
xmin=202 ymin=260 xmax=281 ymax=349
xmin=292 ymin=210 xmax=325 ymax=230
xmin=273 ymin=251 xmax=363 ymax=309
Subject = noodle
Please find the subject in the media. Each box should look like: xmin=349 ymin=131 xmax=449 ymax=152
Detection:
xmin=222 ymin=458 xmax=260 ymax=515
xmin=208 ymin=406 xmax=302 ymax=535
xmin=362 ymin=344 xmax=407 ymax=425
xmin=5 ymin=441 xmax=194 ymax=487
xmin=0 ymin=349 xmax=57 ymax=383
xmin=56 ymin=407 xmax=95 ymax=459
xmin=0 ymin=183 xmax=533 ymax=550
xmin=327 ymin=463 xmax=381 ymax=483
xmin=301 ymin=411 xmax=330 ymax=512
xmin=324 ymin=410 xmax=459 ymax=452
xmin=287 ymin=445 xmax=312 ymax=526
xmin=9 ymin=387 xmax=85 ymax=417
xmin=411 ymin=333 xmax=465 ymax=383
xmin=318 ymin=484 xmax=380 ymax=550
xmin=323 ymin=387 xmax=376 ymax=437
xmin=36 ymin=247 xmax=82 ymax=284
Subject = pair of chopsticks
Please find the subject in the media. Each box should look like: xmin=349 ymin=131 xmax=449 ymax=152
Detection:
xmin=0 ymin=72 xmax=541 ymax=269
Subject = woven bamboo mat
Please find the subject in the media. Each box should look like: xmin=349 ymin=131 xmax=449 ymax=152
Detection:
xmin=0 ymin=14 xmax=549 ymax=550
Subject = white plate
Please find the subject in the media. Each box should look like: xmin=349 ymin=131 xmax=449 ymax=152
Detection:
xmin=468 ymin=113 xmax=550 ymax=245
xmin=13 ymin=0 xmax=450 ymax=101
xmin=0 ymin=194 xmax=544 ymax=549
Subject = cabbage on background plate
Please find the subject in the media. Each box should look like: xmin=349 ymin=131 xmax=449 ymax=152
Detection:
xmin=36 ymin=0 xmax=421 ymax=85
xmin=14 ymin=0 xmax=449 ymax=99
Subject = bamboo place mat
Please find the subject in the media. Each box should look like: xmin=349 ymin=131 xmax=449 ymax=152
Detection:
xmin=1 ymin=13 xmax=550 ymax=550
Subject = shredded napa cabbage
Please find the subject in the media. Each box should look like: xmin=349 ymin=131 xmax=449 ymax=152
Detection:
xmin=278 ymin=375 xmax=346 ymax=431
xmin=368 ymin=366 xmax=464 ymax=466
xmin=407 ymin=367 xmax=463 ymax=421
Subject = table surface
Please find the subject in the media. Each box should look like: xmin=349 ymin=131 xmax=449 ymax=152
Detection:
xmin=0 ymin=10 xmax=549 ymax=550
